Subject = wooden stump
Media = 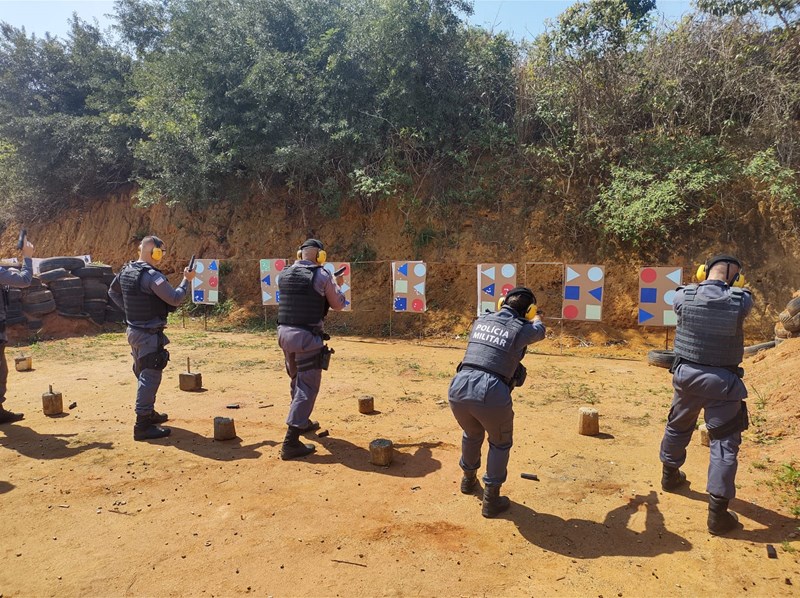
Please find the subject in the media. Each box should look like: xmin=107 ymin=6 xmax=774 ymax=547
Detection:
xmin=358 ymin=395 xmax=375 ymax=414
xmin=369 ymin=438 xmax=393 ymax=466
xmin=699 ymin=423 xmax=710 ymax=447
xmin=213 ymin=417 xmax=236 ymax=441
xmin=578 ymin=407 xmax=600 ymax=436
xmin=41 ymin=385 xmax=63 ymax=416
xmin=14 ymin=355 xmax=32 ymax=372
xmin=179 ymin=357 xmax=203 ymax=391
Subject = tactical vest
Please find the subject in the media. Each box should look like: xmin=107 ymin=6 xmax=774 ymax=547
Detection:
xmin=673 ymin=285 xmax=746 ymax=367
xmin=277 ymin=264 xmax=327 ymax=326
xmin=462 ymin=309 xmax=525 ymax=382
xmin=119 ymin=262 xmax=168 ymax=324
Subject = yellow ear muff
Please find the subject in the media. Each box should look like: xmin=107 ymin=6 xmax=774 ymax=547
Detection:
xmin=525 ymin=304 xmax=537 ymax=320
xmin=695 ymin=264 xmax=708 ymax=282
xmin=317 ymin=249 xmax=327 ymax=265
xmin=151 ymin=246 xmax=164 ymax=262
xmin=732 ymin=274 xmax=746 ymax=288
xmin=296 ymin=250 xmax=302 ymax=260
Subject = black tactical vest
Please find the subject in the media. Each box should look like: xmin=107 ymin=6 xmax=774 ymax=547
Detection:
xmin=120 ymin=262 xmax=168 ymax=323
xmin=277 ymin=264 xmax=327 ymax=326
xmin=462 ymin=308 xmax=525 ymax=382
xmin=673 ymin=285 xmax=746 ymax=367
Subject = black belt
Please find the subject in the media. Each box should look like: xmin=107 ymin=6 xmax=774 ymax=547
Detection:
xmin=460 ymin=364 xmax=511 ymax=386
xmin=672 ymin=357 xmax=742 ymax=377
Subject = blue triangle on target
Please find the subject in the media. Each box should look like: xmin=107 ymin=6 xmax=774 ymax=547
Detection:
xmin=209 ymin=261 xmax=218 ymax=271
xmin=483 ymin=283 xmax=495 ymax=296
xmin=639 ymin=309 xmax=654 ymax=324
xmin=588 ymin=286 xmax=603 ymax=301
xmin=398 ymin=263 xmax=408 ymax=276
xmin=262 ymin=275 xmax=271 ymax=285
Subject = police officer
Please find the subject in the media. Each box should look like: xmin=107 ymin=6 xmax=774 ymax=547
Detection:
xmin=659 ymin=254 xmax=753 ymax=535
xmin=277 ymin=239 xmax=347 ymax=460
xmin=0 ymin=237 xmax=34 ymax=424
xmin=109 ymin=236 xmax=195 ymax=441
xmin=449 ymin=287 xmax=545 ymax=517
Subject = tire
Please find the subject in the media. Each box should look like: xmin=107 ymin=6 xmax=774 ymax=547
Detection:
xmin=26 ymin=318 xmax=43 ymax=330
xmin=57 ymin=305 xmax=83 ymax=315
xmin=21 ymin=289 xmax=54 ymax=305
xmin=38 ymin=257 xmax=87 ymax=273
xmin=47 ymin=276 xmax=82 ymax=291
xmin=647 ymin=349 xmax=675 ymax=369
xmin=26 ymin=277 xmax=42 ymax=288
xmin=22 ymin=298 xmax=56 ymax=315
xmin=743 ymin=341 xmax=775 ymax=356
xmin=54 ymin=297 xmax=84 ymax=310
xmin=785 ymin=297 xmax=800 ymax=318
xmin=83 ymin=298 xmax=107 ymax=310
xmin=51 ymin=287 xmax=85 ymax=301
xmin=57 ymin=311 xmax=90 ymax=319
xmin=39 ymin=268 xmax=71 ymax=283
xmin=7 ymin=288 xmax=22 ymax=302
xmin=5 ymin=315 xmax=27 ymax=326
xmin=102 ymin=273 xmax=116 ymax=286
xmin=73 ymin=265 xmax=112 ymax=279
xmin=779 ymin=310 xmax=800 ymax=333
xmin=82 ymin=285 xmax=109 ymax=301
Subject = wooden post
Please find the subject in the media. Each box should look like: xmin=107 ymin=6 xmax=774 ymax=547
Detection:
xmin=699 ymin=423 xmax=710 ymax=447
xmin=42 ymin=385 xmax=63 ymax=416
xmin=14 ymin=355 xmax=32 ymax=372
xmin=179 ymin=357 xmax=203 ymax=391
xmin=213 ymin=417 xmax=236 ymax=441
xmin=358 ymin=396 xmax=375 ymax=414
xmin=203 ymin=305 xmax=208 ymax=331
xmin=578 ymin=407 xmax=600 ymax=436
xmin=369 ymin=438 xmax=393 ymax=466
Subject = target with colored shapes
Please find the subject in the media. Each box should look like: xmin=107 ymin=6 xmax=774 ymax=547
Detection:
xmin=392 ymin=261 xmax=426 ymax=312
xmin=638 ymin=266 xmax=683 ymax=327
xmin=562 ymin=264 xmax=605 ymax=321
xmin=191 ymin=259 xmax=220 ymax=305
xmin=477 ymin=263 xmax=517 ymax=315
xmin=323 ymin=262 xmax=352 ymax=311
xmin=260 ymin=258 xmax=287 ymax=306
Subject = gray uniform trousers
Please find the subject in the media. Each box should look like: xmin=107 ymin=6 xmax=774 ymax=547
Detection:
xmin=659 ymin=362 xmax=747 ymax=499
xmin=0 ymin=343 xmax=7 ymax=404
xmin=127 ymin=327 xmax=170 ymax=415
xmin=277 ymin=325 xmax=324 ymax=429
xmin=448 ymin=369 xmax=514 ymax=486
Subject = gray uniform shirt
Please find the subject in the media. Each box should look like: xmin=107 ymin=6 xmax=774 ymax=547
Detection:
xmin=109 ymin=261 xmax=189 ymax=328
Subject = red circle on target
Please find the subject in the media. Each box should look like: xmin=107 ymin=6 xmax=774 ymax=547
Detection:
xmin=412 ymin=299 xmax=424 ymax=312
xmin=208 ymin=276 xmax=218 ymax=288
xmin=563 ymin=305 xmax=579 ymax=319
xmin=275 ymin=260 xmax=286 ymax=270
xmin=640 ymin=268 xmax=657 ymax=283
xmin=501 ymin=284 xmax=514 ymax=296
xmin=340 ymin=264 xmax=350 ymax=276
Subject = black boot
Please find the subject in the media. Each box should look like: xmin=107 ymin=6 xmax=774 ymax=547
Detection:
xmin=151 ymin=410 xmax=169 ymax=424
xmin=708 ymin=494 xmax=742 ymax=536
xmin=460 ymin=470 xmax=478 ymax=494
xmin=133 ymin=413 xmax=171 ymax=441
xmin=0 ymin=406 xmax=24 ymax=425
xmin=280 ymin=426 xmax=315 ymax=460
xmin=661 ymin=464 xmax=687 ymax=491
xmin=296 ymin=420 xmax=320 ymax=434
xmin=481 ymin=484 xmax=510 ymax=518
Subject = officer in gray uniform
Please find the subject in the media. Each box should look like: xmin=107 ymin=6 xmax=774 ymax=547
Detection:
xmin=659 ymin=254 xmax=753 ymax=535
xmin=109 ymin=236 xmax=195 ymax=441
xmin=449 ymin=287 xmax=545 ymax=517
xmin=277 ymin=239 xmax=347 ymax=460
xmin=0 ymin=237 xmax=34 ymax=424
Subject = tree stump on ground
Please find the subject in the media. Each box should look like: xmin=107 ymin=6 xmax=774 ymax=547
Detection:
xmin=179 ymin=357 xmax=202 ymax=391
xmin=358 ymin=395 xmax=375 ymax=414
xmin=42 ymin=385 xmax=63 ymax=416
xmin=14 ymin=355 xmax=32 ymax=372
xmin=369 ymin=438 xmax=393 ymax=466
xmin=213 ymin=417 xmax=236 ymax=441
xmin=699 ymin=423 xmax=710 ymax=447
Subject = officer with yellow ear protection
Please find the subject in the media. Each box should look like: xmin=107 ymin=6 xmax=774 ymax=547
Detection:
xmin=108 ymin=235 xmax=196 ymax=441
xmin=448 ymin=287 xmax=545 ymax=518
xmin=659 ymin=254 xmax=753 ymax=535
xmin=276 ymin=239 xmax=347 ymax=460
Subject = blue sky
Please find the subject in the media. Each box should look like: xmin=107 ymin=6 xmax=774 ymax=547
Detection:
xmin=0 ymin=1 xmax=695 ymax=40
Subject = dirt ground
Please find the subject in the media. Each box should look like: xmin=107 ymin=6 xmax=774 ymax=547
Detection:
xmin=1 ymin=327 xmax=798 ymax=597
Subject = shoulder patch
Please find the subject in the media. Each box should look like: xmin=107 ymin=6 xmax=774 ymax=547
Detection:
xmin=153 ymin=275 xmax=165 ymax=286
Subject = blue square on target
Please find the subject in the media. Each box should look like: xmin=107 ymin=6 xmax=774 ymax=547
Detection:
xmin=193 ymin=290 xmax=205 ymax=302
xmin=640 ymin=288 xmax=657 ymax=304
xmin=564 ymin=285 xmax=580 ymax=300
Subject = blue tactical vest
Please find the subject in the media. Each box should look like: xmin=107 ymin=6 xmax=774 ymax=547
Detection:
xmin=120 ymin=262 xmax=169 ymax=324
xmin=673 ymin=285 xmax=746 ymax=367
xmin=461 ymin=308 xmax=525 ymax=382
xmin=277 ymin=264 xmax=327 ymax=327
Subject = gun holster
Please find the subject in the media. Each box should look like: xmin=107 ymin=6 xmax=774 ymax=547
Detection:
xmin=137 ymin=333 xmax=170 ymax=371
xmin=509 ymin=363 xmax=527 ymax=391
xmin=707 ymin=401 xmax=749 ymax=441
xmin=320 ymin=345 xmax=334 ymax=370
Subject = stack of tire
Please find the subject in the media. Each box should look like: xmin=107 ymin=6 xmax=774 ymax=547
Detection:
xmin=5 ymin=286 xmax=28 ymax=327
xmin=38 ymin=257 xmax=121 ymax=325
xmin=20 ymin=277 xmax=55 ymax=328
xmin=775 ymin=295 xmax=800 ymax=346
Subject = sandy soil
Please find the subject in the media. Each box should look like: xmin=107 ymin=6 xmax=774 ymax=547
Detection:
xmin=1 ymin=328 xmax=798 ymax=597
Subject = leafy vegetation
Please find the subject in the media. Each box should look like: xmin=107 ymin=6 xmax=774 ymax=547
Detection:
xmin=0 ymin=0 xmax=797 ymax=249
